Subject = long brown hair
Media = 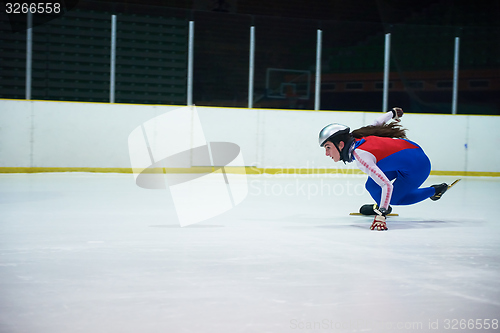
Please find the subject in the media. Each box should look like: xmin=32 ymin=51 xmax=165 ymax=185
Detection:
xmin=351 ymin=122 xmax=408 ymax=139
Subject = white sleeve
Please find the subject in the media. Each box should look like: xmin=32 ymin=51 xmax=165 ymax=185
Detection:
xmin=371 ymin=111 xmax=393 ymax=126
xmin=353 ymin=149 xmax=393 ymax=210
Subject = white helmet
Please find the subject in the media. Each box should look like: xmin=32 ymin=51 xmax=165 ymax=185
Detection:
xmin=318 ymin=123 xmax=350 ymax=147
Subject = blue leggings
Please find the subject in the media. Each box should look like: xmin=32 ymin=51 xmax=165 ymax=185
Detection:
xmin=365 ymin=148 xmax=435 ymax=206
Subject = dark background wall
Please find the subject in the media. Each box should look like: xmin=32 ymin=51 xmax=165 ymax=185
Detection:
xmin=1 ymin=0 xmax=499 ymax=114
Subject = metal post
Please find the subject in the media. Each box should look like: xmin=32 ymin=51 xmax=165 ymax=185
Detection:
xmin=382 ymin=33 xmax=391 ymax=112
xmin=187 ymin=21 xmax=194 ymax=106
xmin=452 ymin=37 xmax=460 ymax=115
xmin=110 ymin=15 xmax=117 ymax=103
xmin=26 ymin=12 xmax=32 ymax=100
xmin=314 ymin=29 xmax=322 ymax=111
xmin=248 ymin=26 xmax=255 ymax=108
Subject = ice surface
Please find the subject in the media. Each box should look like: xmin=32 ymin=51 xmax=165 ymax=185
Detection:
xmin=0 ymin=173 xmax=499 ymax=333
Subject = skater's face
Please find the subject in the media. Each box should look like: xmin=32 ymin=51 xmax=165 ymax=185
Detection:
xmin=324 ymin=141 xmax=344 ymax=162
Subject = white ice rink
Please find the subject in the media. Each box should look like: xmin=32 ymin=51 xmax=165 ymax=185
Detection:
xmin=1 ymin=172 xmax=499 ymax=333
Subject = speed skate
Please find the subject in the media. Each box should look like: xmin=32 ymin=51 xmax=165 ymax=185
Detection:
xmin=349 ymin=212 xmax=399 ymax=216
xmin=350 ymin=204 xmax=399 ymax=216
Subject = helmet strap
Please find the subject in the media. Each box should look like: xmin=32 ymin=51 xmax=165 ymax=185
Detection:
xmin=337 ymin=135 xmax=355 ymax=164
xmin=331 ymin=141 xmax=347 ymax=164
xmin=333 ymin=142 xmax=342 ymax=157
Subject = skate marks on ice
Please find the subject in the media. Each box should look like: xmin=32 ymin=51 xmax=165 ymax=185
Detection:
xmin=261 ymin=214 xmax=486 ymax=231
xmin=347 ymin=216 xmax=486 ymax=230
xmin=177 ymin=212 xmax=486 ymax=231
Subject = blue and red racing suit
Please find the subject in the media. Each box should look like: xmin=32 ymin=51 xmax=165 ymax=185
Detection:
xmin=352 ymin=112 xmax=435 ymax=210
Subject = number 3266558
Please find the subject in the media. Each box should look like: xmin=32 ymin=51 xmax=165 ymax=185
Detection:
xmin=5 ymin=3 xmax=62 ymax=14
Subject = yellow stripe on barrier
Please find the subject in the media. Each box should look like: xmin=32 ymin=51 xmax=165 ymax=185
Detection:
xmin=0 ymin=167 xmax=499 ymax=177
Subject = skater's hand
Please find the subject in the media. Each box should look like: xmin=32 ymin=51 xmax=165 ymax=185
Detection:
xmin=370 ymin=215 xmax=388 ymax=231
xmin=391 ymin=107 xmax=403 ymax=122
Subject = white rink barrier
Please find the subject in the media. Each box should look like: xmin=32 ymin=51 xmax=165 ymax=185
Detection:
xmin=0 ymin=99 xmax=499 ymax=175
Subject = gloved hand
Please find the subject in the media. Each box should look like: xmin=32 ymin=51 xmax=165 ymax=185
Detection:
xmin=391 ymin=107 xmax=403 ymax=122
xmin=370 ymin=215 xmax=388 ymax=231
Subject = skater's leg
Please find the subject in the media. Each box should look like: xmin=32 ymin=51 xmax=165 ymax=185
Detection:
xmin=365 ymin=171 xmax=397 ymax=206
xmin=373 ymin=147 xmax=434 ymax=206
xmin=365 ymin=177 xmax=380 ymax=205
xmin=391 ymin=178 xmax=435 ymax=205
xmin=387 ymin=149 xmax=434 ymax=205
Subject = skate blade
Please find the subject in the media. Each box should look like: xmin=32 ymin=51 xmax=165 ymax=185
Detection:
xmin=349 ymin=213 xmax=399 ymax=216
xmin=448 ymin=179 xmax=461 ymax=189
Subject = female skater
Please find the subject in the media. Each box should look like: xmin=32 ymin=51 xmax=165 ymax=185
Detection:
xmin=319 ymin=108 xmax=450 ymax=231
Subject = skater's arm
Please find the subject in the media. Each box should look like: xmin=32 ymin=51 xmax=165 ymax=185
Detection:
xmin=371 ymin=111 xmax=394 ymax=126
xmin=372 ymin=107 xmax=403 ymax=126
xmin=353 ymin=149 xmax=393 ymax=210
xmin=372 ymin=111 xmax=392 ymax=126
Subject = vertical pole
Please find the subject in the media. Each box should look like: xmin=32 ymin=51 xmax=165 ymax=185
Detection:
xmin=110 ymin=15 xmax=117 ymax=103
xmin=452 ymin=37 xmax=460 ymax=115
xmin=26 ymin=12 xmax=32 ymax=100
xmin=187 ymin=21 xmax=194 ymax=106
xmin=314 ymin=29 xmax=322 ymax=111
xmin=248 ymin=26 xmax=255 ymax=108
xmin=383 ymin=33 xmax=391 ymax=112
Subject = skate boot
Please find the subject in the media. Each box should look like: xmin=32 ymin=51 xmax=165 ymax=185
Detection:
xmin=430 ymin=183 xmax=448 ymax=201
xmin=359 ymin=204 xmax=392 ymax=215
